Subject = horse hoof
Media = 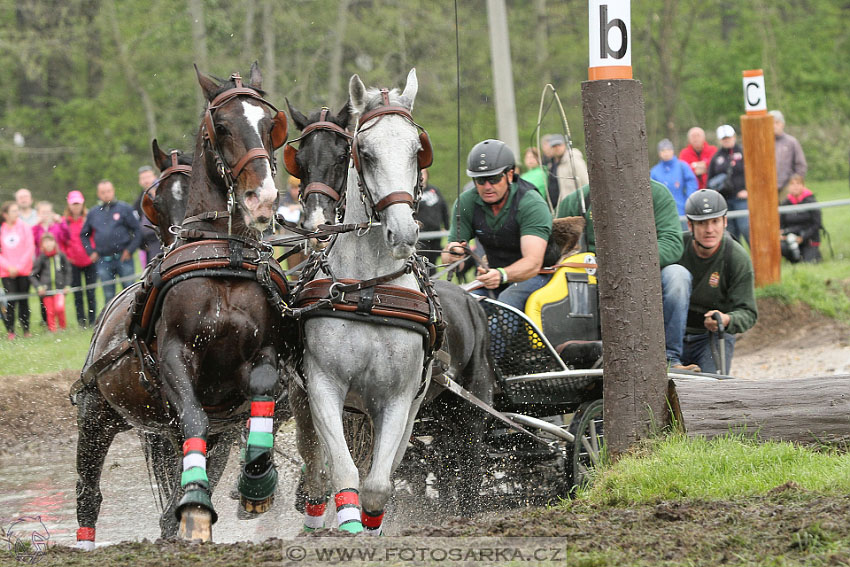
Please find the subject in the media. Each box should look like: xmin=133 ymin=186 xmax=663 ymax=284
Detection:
xmin=178 ymin=505 xmax=213 ymax=542
xmin=240 ymin=494 xmax=274 ymax=515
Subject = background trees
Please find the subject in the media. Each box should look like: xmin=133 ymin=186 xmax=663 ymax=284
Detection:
xmin=0 ymin=0 xmax=848 ymax=204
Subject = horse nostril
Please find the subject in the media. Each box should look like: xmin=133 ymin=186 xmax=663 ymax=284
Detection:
xmin=245 ymin=191 xmax=257 ymax=201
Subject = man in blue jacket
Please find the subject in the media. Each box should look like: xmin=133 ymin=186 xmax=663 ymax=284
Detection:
xmin=81 ymin=179 xmax=142 ymax=307
xmin=651 ymin=138 xmax=698 ymax=218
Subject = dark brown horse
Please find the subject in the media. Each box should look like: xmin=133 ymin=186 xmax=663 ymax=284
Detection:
xmin=74 ymin=63 xmax=294 ymax=548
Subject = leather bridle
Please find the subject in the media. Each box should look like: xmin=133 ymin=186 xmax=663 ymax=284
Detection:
xmin=142 ymin=150 xmax=192 ymax=229
xmin=351 ymin=89 xmax=433 ymax=221
xmin=283 ymin=107 xmax=352 ymax=204
xmin=202 ymin=73 xmax=288 ymax=188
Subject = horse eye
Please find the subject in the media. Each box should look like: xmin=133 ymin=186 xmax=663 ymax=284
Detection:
xmin=215 ymin=124 xmax=228 ymax=137
xmin=338 ymin=153 xmax=349 ymax=164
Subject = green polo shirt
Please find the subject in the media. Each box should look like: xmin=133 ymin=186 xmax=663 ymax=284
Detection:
xmin=447 ymin=181 xmax=552 ymax=244
xmin=556 ymin=179 xmax=684 ymax=268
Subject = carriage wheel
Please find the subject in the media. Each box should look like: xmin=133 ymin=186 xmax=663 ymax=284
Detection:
xmin=343 ymin=411 xmax=374 ymax=473
xmin=566 ymin=398 xmax=604 ymax=489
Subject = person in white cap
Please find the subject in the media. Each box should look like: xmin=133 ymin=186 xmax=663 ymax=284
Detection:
xmin=769 ymin=110 xmax=807 ymax=200
xmin=707 ymin=125 xmax=749 ymax=244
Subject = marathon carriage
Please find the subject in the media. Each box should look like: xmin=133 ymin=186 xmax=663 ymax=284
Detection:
xmin=400 ymin=250 xmax=608 ymax=504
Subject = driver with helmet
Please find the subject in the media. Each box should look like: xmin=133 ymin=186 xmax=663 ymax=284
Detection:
xmin=676 ymin=189 xmax=758 ymax=373
xmin=442 ymin=139 xmax=554 ymax=311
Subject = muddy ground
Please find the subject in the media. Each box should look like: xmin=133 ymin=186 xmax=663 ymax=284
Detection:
xmin=1 ymin=298 xmax=849 ymax=566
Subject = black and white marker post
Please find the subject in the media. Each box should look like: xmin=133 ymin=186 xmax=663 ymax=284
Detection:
xmin=582 ymin=0 xmax=669 ymax=457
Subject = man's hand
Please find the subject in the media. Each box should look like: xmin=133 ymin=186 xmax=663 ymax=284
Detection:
xmin=736 ymin=189 xmax=748 ymax=199
xmin=704 ymin=310 xmax=730 ymax=332
xmin=89 ymin=252 xmax=99 ymax=262
xmin=443 ymin=241 xmax=467 ymax=260
xmin=120 ymin=250 xmax=131 ymax=262
xmin=476 ymin=266 xmax=503 ymax=289
xmin=693 ymin=160 xmax=707 ymax=176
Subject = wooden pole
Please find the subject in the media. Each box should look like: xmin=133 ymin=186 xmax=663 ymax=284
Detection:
xmin=740 ymin=114 xmax=780 ymax=286
xmin=486 ymin=0 xmax=520 ymax=160
xmin=582 ymin=79 xmax=669 ymax=457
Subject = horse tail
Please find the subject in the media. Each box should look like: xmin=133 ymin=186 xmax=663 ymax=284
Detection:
xmin=139 ymin=431 xmax=179 ymax=513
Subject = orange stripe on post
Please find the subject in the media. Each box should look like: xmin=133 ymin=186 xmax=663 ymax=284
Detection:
xmin=182 ymin=438 xmax=207 ymax=455
xmin=588 ymin=66 xmax=633 ymax=81
xmin=251 ymin=401 xmax=275 ymax=417
xmin=742 ymin=69 xmax=763 ymax=77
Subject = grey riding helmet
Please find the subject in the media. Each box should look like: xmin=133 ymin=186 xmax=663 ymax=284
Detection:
xmin=466 ymin=139 xmax=515 ymax=177
xmin=685 ymin=189 xmax=728 ymax=221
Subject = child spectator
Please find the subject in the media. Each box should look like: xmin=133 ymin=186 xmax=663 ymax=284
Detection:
xmin=780 ymin=174 xmax=822 ymax=263
xmin=30 ymin=232 xmax=72 ymax=332
xmin=58 ymin=190 xmax=97 ymax=327
xmin=32 ymin=200 xmax=64 ymax=247
xmin=0 ymin=201 xmax=36 ymax=339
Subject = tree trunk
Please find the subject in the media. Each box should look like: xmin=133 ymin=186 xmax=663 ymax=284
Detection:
xmin=327 ymin=0 xmax=351 ymax=106
xmin=187 ymin=0 xmax=208 ymax=111
xmin=668 ymin=376 xmax=850 ymax=444
xmin=581 ymin=80 xmax=669 ymax=458
xmin=243 ymin=0 xmax=256 ymax=61
xmin=261 ymin=0 xmax=276 ymax=99
xmin=534 ymin=0 xmax=549 ymax=84
xmin=104 ymin=0 xmax=157 ymax=140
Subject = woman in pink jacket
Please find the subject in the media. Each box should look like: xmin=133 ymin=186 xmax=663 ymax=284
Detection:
xmin=58 ymin=191 xmax=97 ymax=327
xmin=1 ymin=201 xmax=36 ymax=338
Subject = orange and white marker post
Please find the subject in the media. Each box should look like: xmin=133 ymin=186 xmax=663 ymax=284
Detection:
xmin=583 ymin=1 xmax=668 ymax=458
xmin=588 ymin=0 xmax=632 ymax=80
xmin=739 ymin=69 xmax=780 ymax=286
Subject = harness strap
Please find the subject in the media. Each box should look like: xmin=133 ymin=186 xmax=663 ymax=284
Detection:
xmin=374 ymin=191 xmax=414 ymax=211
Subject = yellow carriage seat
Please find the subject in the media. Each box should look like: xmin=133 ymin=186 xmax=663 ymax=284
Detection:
xmin=525 ymin=252 xmax=601 ymax=350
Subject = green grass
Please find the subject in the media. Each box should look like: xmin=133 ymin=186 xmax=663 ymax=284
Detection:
xmin=760 ymin=179 xmax=850 ymax=323
xmin=576 ymin=433 xmax=850 ymax=506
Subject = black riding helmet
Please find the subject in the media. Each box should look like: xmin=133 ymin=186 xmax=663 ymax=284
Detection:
xmin=466 ymin=139 xmax=515 ymax=177
xmin=685 ymin=189 xmax=728 ymax=221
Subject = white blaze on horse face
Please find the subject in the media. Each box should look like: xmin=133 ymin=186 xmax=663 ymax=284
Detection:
xmin=170 ymin=178 xmax=184 ymax=206
xmin=241 ymin=101 xmax=278 ymax=228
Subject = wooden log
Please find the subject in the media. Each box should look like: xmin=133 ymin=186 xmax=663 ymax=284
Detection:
xmin=668 ymin=376 xmax=850 ymax=444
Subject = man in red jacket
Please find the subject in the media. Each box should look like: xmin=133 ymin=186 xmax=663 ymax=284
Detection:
xmin=679 ymin=127 xmax=717 ymax=189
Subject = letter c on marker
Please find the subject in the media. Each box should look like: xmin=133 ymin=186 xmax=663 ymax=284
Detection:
xmin=745 ymin=82 xmax=761 ymax=107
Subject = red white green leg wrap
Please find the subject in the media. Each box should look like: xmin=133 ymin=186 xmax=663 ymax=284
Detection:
xmin=238 ymin=397 xmax=278 ymax=502
xmin=335 ymin=489 xmax=363 ymax=533
xmin=246 ymin=397 xmax=275 ymax=461
xmin=76 ymin=527 xmax=95 ymax=551
xmin=362 ymin=509 xmax=384 ymax=536
xmin=303 ymin=497 xmax=328 ymax=531
xmin=181 ymin=437 xmax=209 ymax=489
xmin=175 ymin=436 xmax=218 ymax=523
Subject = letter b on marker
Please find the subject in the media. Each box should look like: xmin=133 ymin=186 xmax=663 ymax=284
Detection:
xmin=588 ymin=0 xmax=632 ymax=80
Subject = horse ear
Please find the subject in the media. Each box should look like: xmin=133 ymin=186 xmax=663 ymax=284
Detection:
xmin=286 ymin=98 xmax=309 ymax=131
xmin=249 ymin=61 xmax=263 ymax=90
xmin=334 ymin=101 xmax=352 ymax=129
xmin=152 ymin=139 xmax=170 ymax=172
xmin=194 ymin=64 xmax=219 ymax=102
xmin=349 ymin=74 xmax=367 ymax=115
xmin=400 ymin=68 xmax=418 ymax=111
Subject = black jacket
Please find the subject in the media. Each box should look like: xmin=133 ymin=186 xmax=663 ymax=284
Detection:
xmin=30 ymin=251 xmax=73 ymax=291
xmin=780 ymin=193 xmax=821 ymax=244
xmin=708 ymin=144 xmax=746 ymax=200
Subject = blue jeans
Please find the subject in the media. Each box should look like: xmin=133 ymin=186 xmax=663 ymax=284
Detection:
xmin=661 ymin=264 xmax=692 ymax=366
xmin=495 ymin=274 xmax=552 ymax=312
xmin=682 ymin=332 xmax=736 ymax=374
xmin=727 ymin=197 xmax=749 ymax=245
xmin=96 ymin=256 xmax=136 ymax=307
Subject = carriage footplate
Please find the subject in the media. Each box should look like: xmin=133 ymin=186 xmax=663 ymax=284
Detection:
xmin=175 ymin=437 xmax=218 ymax=541
xmin=238 ymin=397 xmax=278 ymax=515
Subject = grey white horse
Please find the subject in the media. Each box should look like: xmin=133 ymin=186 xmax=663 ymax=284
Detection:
xmin=291 ymin=69 xmax=430 ymax=534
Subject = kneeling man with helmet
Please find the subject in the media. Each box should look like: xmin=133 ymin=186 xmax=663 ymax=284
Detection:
xmin=676 ymin=189 xmax=758 ymax=374
xmin=442 ymin=139 xmax=554 ymax=310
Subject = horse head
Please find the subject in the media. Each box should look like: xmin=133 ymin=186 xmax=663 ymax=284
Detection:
xmin=284 ymin=101 xmax=352 ymax=238
xmin=144 ymin=139 xmax=193 ymax=247
xmin=349 ymin=68 xmax=431 ymax=260
xmin=194 ymin=62 xmax=287 ymax=234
